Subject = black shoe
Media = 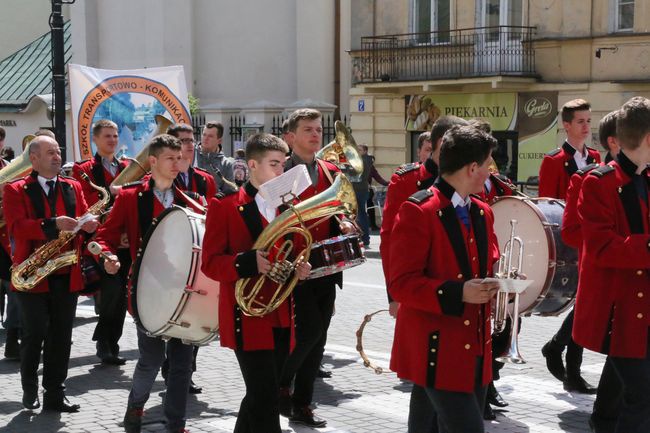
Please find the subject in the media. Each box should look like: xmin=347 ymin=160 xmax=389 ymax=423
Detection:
xmin=123 ymin=405 xmax=144 ymax=433
xmin=96 ymin=340 xmax=111 ymax=361
xmin=43 ymin=397 xmax=80 ymax=413
xmin=22 ymin=390 xmax=40 ymax=410
xmin=188 ymin=380 xmax=202 ymax=394
xmin=564 ymin=375 xmax=597 ymax=394
xmin=102 ymin=355 xmax=127 ymax=366
xmin=317 ymin=364 xmax=332 ymax=379
xmin=279 ymin=387 xmax=292 ymax=418
xmin=483 ymin=403 xmax=496 ymax=421
xmin=4 ymin=328 xmax=20 ymax=360
xmin=487 ymin=382 xmax=508 ymax=407
xmin=290 ymin=406 xmax=327 ymax=428
xmin=541 ymin=341 xmax=566 ymax=381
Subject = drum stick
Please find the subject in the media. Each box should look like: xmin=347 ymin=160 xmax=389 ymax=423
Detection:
xmin=87 ymin=241 xmax=116 ymax=262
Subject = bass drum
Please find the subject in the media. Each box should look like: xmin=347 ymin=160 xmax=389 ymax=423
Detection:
xmin=491 ymin=196 xmax=577 ymax=316
xmin=131 ymin=206 xmax=219 ymax=345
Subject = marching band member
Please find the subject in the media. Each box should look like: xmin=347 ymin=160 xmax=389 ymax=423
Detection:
xmin=72 ymin=119 xmax=130 ymax=366
xmin=92 ymin=134 xmax=197 ymax=433
xmin=4 ymin=135 xmax=99 ymax=412
xmin=574 ymin=97 xmax=650 ymax=433
xmin=539 ymin=98 xmax=599 ymax=394
xmin=278 ymin=108 xmax=354 ymax=427
xmin=201 ymin=133 xmax=311 ymax=433
xmin=160 ymin=123 xmax=217 ymax=395
xmin=381 ymin=116 xmax=468 ymax=318
xmin=564 ymin=110 xmax=622 ymax=432
xmin=389 ymin=125 xmax=500 ymax=433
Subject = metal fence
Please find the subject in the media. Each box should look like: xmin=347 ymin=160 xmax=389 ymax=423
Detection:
xmin=352 ymin=26 xmax=536 ymax=84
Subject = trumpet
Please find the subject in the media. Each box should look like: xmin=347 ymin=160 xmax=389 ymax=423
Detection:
xmin=493 ymin=219 xmax=526 ymax=364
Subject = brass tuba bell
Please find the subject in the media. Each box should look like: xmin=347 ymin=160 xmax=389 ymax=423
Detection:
xmin=316 ymin=121 xmax=364 ymax=182
xmin=235 ymin=173 xmax=358 ymax=317
xmin=110 ymin=114 xmax=173 ymax=187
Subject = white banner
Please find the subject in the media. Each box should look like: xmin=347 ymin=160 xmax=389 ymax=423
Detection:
xmin=68 ymin=64 xmax=190 ymax=161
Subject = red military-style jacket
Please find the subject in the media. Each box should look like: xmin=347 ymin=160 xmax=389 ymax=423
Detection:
xmin=380 ymin=159 xmax=438 ymax=289
xmin=560 ymin=163 xmax=600 ymax=249
xmin=72 ymin=153 xmax=129 ymax=206
xmin=573 ymin=152 xmax=650 ymax=358
xmin=538 ymin=141 xmax=601 ymax=199
xmin=174 ymin=166 xmax=218 ymax=201
xmin=479 ymin=172 xmax=516 ymax=203
xmin=92 ymin=177 xmax=202 ymax=312
xmin=3 ymin=172 xmax=89 ymax=293
xmin=388 ymin=178 xmax=500 ymax=392
xmin=201 ymin=182 xmax=292 ymax=351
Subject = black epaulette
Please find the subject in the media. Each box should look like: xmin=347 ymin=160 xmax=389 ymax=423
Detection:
xmin=215 ymin=192 xmax=226 ymax=199
xmin=396 ymin=162 xmax=419 ymax=176
xmin=7 ymin=177 xmax=23 ymax=184
xmin=59 ymin=175 xmax=76 ymax=181
xmin=407 ymin=189 xmax=434 ymax=204
xmin=575 ymin=163 xmax=599 ymax=177
xmin=546 ymin=148 xmax=562 ymax=157
xmin=121 ymin=180 xmax=144 ymax=189
xmin=590 ymin=165 xmax=615 ymax=178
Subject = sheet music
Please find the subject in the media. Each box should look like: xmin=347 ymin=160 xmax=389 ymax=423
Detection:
xmin=481 ymin=277 xmax=534 ymax=294
xmin=258 ymin=164 xmax=311 ymax=208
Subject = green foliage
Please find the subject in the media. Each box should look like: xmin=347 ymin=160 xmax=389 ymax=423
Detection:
xmin=188 ymin=94 xmax=200 ymax=116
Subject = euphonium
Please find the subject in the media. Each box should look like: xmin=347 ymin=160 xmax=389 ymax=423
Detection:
xmin=316 ymin=120 xmax=364 ymax=182
xmin=493 ymin=219 xmax=526 ymax=364
xmin=235 ymin=173 xmax=358 ymax=317
xmin=11 ymin=173 xmax=110 ymax=291
xmin=110 ymin=114 xmax=173 ymax=187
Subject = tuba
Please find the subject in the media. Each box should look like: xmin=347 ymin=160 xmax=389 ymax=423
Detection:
xmin=235 ymin=173 xmax=357 ymax=317
xmin=493 ymin=219 xmax=526 ymax=364
xmin=11 ymin=173 xmax=110 ymax=291
xmin=316 ymin=121 xmax=364 ymax=182
xmin=110 ymin=114 xmax=173 ymax=187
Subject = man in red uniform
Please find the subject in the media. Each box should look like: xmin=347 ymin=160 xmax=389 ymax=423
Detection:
xmin=538 ymin=99 xmax=601 ymax=199
xmin=561 ymin=109 xmax=622 ymax=432
xmin=278 ymin=108 xmax=354 ymax=427
xmin=73 ymin=119 xmax=130 ymax=365
xmin=381 ymin=116 xmax=468 ymax=318
xmin=161 ymin=123 xmax=217 ymax=395
xmin=4 ymin=135 xmax=99 ymax=412
xmin=389 ymin=125 xmax=501 ymax=433
xmin=539 ymin=99 xmax=600 ymax=393
xmin=169 ymin=123 xmax=217 ymax=202
xmin=574 ymin=97 xmax=650 ymax=433
xmin=202 ymin=133 xmax=311 ymax=433
xmin=93 ymin=134 xmax=198 ymax=433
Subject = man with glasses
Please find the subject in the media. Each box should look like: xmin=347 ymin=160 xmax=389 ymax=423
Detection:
xmin=196 ymin=121 xmax=237 ymax=195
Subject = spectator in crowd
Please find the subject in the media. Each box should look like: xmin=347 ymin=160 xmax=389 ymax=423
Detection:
xmin=416 ymin=131 xmax=433 ymax=163
xmin=196 ymin=122 xmax=237 ymax=194
xmin=365 ymin=146 xmax=388 ymax=231
xmin=232 ymin=149 xmax=249 ymax=186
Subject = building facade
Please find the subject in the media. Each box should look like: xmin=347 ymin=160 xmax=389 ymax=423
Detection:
xmin=348 ymin=0 xmax=650 ymax=182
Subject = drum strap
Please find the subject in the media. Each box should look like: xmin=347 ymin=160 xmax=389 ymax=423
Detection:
xmin=317 ymin=159 xmax=335 ymax=186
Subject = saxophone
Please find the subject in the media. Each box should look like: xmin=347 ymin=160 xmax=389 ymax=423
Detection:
xmin=11 ymin=173 xmax=110 ymax=292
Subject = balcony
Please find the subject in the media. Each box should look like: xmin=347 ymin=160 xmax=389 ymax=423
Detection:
xmin=351 ymin=26 xmax=537 ymax=84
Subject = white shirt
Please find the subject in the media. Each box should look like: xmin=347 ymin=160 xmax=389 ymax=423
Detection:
xmin=153 ymin=188 xmax=174 ymax=209
xmin=451 ymin=191 xmax=471 ymax=209
xmin=568 ymin=142 xmax=589 ymax=169
xmin=255 ymin=193 xmax=277 ymax=223
xmin=37 ymin=175 xmax=57 ymax=195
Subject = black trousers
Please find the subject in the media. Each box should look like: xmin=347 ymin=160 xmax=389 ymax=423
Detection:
xmin=16 ymin=275 xmax=78 ymax=401
xmin=552 ymin=309 xmax=584 ymax=376
xmin=234 ymin=328 xmax=289 ymax=433
xmin=92 ymin=248 xmax=130 ymax=354
xmin=279 ymin=276 xmax=336 ymax=407
xmin=592 ymin=356 xmax=622 ymax=428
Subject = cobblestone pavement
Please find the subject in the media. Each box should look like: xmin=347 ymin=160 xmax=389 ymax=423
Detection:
xmin=0 ymin=234 xmax=602 ymax=433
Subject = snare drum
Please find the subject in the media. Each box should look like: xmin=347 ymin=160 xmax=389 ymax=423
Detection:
xmin=131 ymin=206 xmax=219 ymax=345
xmin=308 ymin=233 xmax=366 ymax=279
xmin=491 ymin=196 xmax=578 ymax=316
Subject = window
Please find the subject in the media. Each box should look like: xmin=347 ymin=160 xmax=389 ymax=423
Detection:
xmin=481 ymin=0 xmax=523 ymax=41
xmin=412 ymin=0 xmax=451 ymax=43
xmin=616 ymin=0 xmax=635 ymax=31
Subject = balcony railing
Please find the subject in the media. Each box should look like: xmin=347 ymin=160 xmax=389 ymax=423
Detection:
xmin=352 ymin=26 xmax=536 ymax=84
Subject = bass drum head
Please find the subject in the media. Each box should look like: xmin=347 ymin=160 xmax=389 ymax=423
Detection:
xmin=491 ymin=196 xmax=554 ymax=314
xmin=136 ymin=208 xmax=193 ymax=334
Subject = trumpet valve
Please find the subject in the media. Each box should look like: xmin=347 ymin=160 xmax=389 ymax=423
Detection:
xmin=267 ymin=260 xmax=293 ymax=285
